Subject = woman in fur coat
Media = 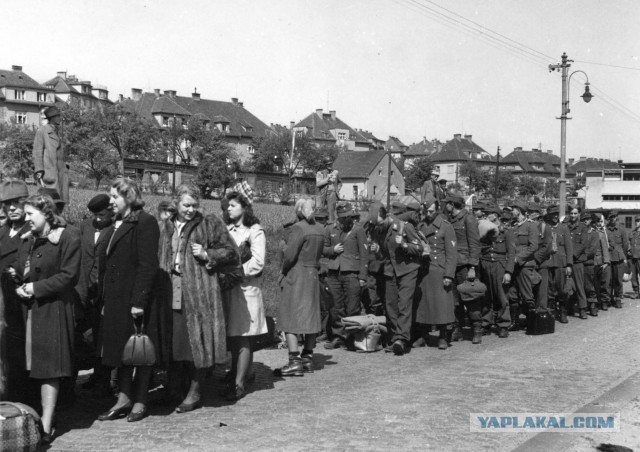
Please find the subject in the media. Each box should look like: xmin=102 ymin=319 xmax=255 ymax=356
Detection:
xmin=157 ymin=185 xmax=239 ymax=413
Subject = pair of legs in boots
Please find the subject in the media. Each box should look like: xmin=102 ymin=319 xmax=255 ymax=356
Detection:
xmin=275 ymin=333 xmax=316 ymax=377
xmin=412 ymin=324 xmax=450 ymax=350
xmin=451 ymin=266 xmax=483 ymax=344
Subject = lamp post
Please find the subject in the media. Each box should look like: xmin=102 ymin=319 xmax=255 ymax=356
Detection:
xmin=549 ymin=52 xmax=592 ymax=216
xmin=386 ymin=145 xmax=392 ymax=209
xmin=172 ymin=114 xmax=177 ymax=192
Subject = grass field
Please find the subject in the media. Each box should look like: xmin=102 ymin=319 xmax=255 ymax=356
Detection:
xmin=61 ymin=188 xmax=298 ymax=317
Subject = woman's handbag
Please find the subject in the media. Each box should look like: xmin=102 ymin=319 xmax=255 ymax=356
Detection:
xmin=121 ymin=319 xmax=156 ymax=366
xmin=0 ymin=401 xmax=41 ymax=452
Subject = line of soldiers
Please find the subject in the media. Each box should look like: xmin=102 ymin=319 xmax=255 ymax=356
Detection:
xmin=309 ymin=194 xmax=638 ymax=355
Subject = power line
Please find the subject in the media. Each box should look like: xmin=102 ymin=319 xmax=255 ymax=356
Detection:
xmin=575 ymin=60 xmax=640 ymax=71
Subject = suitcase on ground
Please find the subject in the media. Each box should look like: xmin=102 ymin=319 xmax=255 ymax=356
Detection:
xmin=0 ymin=401 xmax=41 ymax=452
xmin=526 ymin=308 xmax=555 ymax=335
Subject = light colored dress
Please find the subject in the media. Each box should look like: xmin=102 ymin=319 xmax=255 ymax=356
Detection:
xmin=225 ymin=223 xmax=268 ymax=336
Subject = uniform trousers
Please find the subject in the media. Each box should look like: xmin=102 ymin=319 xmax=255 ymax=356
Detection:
xmin=509 ymin=265 xmax=538 ymax=308
xmin=609 ymin=260 xmax=625 ymax=302
xmin=452 ymin=265 xmax=482 ymax=328
xmin=595 ymin=264 xmax=612 ymax=306
xmin=537 ymin=267 xmax=566 ymax=311
xmin=479 ymin=260 xmax=511 ymax=328
xmin=630 ymin=258 xmax=640 ymax=294
xmin=570 ymin=262 xmax=588 ymax=310
xmin=584 ymin=264 xmax=597 ymax=305
xmin=326 ymin=271 xmax=361 ymax=339
xmin=383 ymin=269 xmax=418 ymax=345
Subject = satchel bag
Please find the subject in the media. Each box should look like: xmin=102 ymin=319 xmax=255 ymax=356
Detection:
xmin=0 ymin=402 xmax=41 ymax=452
xmin=121 ymin=320 xmax=156 ymax=367
xmin=526 ymin=308 xmax=555 ymax=335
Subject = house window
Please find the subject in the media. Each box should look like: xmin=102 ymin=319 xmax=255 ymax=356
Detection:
xmin=625 ymin=217 xmax=633 ymax=229
xmin=15 ymin=112 xmax=27 ymax=124
xmin=225 ymin=125 xmax=230 ymax=133
xmin=373 ymin=186 xmax=377 ymax=195
xmin=204 ymin=121 xmax=210 ymax=130
xmin=14 ymin=90 xmax=25 ymax=100
xmin=248 ymin=145 xmax=255 ymax=154
xmin=162 ymin=116 xmax=169 ymax=127
xmin=353 ymin=185 xmax=358 ymax=199
xmin=337 ymin=132 xmax=346 ymax=140
xmin=603 ymin=195 xmax=640 ymax=201
xmin=378 ymin=170 xmax=382 ymax=176
xmin=37 ymin=92 xmax=47 ymax=102
xmin=391 ymin=170 xmax=394 ymax=177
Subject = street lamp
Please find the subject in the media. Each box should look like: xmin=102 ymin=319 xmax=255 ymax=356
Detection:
xmin=549 ymin=52 xmax=593 ymax=217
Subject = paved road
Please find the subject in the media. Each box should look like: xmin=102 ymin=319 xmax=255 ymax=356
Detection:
xmin=51 ymin=290 xmax=640 ymax=452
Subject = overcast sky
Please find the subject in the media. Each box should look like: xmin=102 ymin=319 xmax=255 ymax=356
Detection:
xmin=4 ymin=0 xmax=640 ymax=161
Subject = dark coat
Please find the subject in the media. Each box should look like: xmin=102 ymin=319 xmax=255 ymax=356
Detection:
xmin=533 ymin=221 xmax=552 ymax=266
xmin=323 ymin=222 xmax=368 ymax=280
xmin=75 ymin=218 xmax=113 ymax=307
xmin=480 ymin=227 xmax=516 ymax=274
xmin=157 ymin=213 xmax=239 ymax=368
xmin=540 ymin=222 xmax=573 ymax=269
xmin=415 ymin=216 xmax=456 ymax=325
xmin=15 ymin=226 xmax=80 ymax=379
xmin=568 ymin=220 xmax=589 ymax=263
xmin=629 ymin=228 xmax=640 ymax=259
xmin=449 ymin=209 xmax=480 ymax=267
xmin=32 ymin=124 xmax=69 ymax=203
xmin=607 ymin=224 xmax=629 ymax=263
xmin=277 ymin=219 xmax=324 ymax=334
xmin=99 ymin=210 xmax=160 ymax=368
xmin=378 ymin=218 xmax=423 ymax=277
xmin=511 ymin=220 xmax=538 ymax=267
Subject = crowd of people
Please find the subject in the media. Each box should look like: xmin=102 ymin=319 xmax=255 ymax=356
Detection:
xmin=0 ymin=170 xmax=638 ymax=446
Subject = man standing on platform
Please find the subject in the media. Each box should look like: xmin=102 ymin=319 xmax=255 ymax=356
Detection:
xmin=316 ymin=157 xmax=341 ymax=223
xmin=32 ymin=105 xmax=69 ymax=206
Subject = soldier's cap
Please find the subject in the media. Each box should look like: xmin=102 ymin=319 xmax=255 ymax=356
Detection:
xmin=527 ymin=203 xmax=542 ymax=213
xmin=438 ymin=178 xmax=447 ymax=184
xmin=431 ymin=167 xmax=440 ymax=176
xmin=607 ymin=210 xmax=619 ymax=219
xmin=472 ymin=201 xmax=487 ymax=211
xmin=590 ymin=213 xmax=602 ymax=223
xmin=87 ymin=194 xmax=110 ymax=213
xmin=336 ymin=203 xmax=355 ymax=218
xmin=391 ymin=201 xmax=407 ymax=214
xmin=0 ymin=178 xmax=29 ymax=202
xmin=422 ymin=194 xmax=437 ymax=209
xmin=500 ymin=211 xmax=513 ymax=221
xmin=508 ymin=201 xmax=527 ymax=213
xmin=443 ymin=194 xmax=464 ymax=205
xmin=44 ymin=105 xmax=60 ymax=119
xmin=314 ymin=207 xmax=329 ymax=219
xmin=482 ymin=204 xmax=502 ymax=216
xmin=545 ymin=205 xmax=560 ymax=216
xmin=406 ymin=201 xmax=422 ymax=212
xmin=580 ymin=212 xmax=591 ymax=221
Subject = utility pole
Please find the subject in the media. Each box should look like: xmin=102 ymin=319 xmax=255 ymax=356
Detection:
xmin=172 ymin=114 xmax=177 ymax=192
xmin=386 ymin=146 xmax=392 ymax=209
xmin=494 ymin=146 xmax=500 ymax=201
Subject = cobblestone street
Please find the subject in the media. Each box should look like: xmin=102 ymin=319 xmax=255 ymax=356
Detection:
xmin=50 ymin=289 xmax=640 ymax=452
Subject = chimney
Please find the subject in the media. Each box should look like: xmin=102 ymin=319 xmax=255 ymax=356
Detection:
xmin=131 ymin=88 xmax=142 ymax=101
xmin=515 ymin=146 xmax=523 ymax=151
xmin=532 ymin=148 xmax=540 ymax=152
xmin=238 ymin=102 xmax=243 ymax=107
xmin=11 ymin=65 xmax=22 ymax=72
xmin=316 ymin=108 xmax=323 ymax=116
xmin=118 ymin=94 xmax=124 ymax=102
xmin=547 ymin=149 xmax=553 ymax=154
xmin=154 ymin=89 xmax=160 ymax=96
xmin=454 ymin=134 xmax=462 ymax=140
xmin=57 ymin=71 xmax=67 ymax=79
xmin=289 ymin=121 xmax=295 ymax=129
xmin=618 ymin=159 xmax=623 ymax=164
xmin=163 ymin=90 xmax=176 ymax=98
xmin=192 ymin=91 xmax=200 ymax=101
xmin=568 ymin=158 xmax=575 ymax=165
xmin=231 ymin=97 xmax=238 ymax=104
xmin=329 ymin=110 xmax=336 ymax=120
xmin=423 ymin=136 xmax=427 ymax=145
xmin=464 ymin=134 xmax=472 ymax=141
xmin=580 ymin=156 xmax=587 ymax=161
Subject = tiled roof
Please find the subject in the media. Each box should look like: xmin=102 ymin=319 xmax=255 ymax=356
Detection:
xmin=386 ymin=136 xmax=408 ymax=151
xmin=357 ymin=129 xmax=382 ymax=142
xmin=133 ymin=92 xmax=271 ymax=139
xmin=406 ymin=140 xmax=435 ymax=157
xmin=430 ymin=135 xmax=494 ymax=162
xmin=0 ymin=68 xmax=50 ymax=90
xmin=44 ymin=76 xmax=80 ymax=94
xmin=333 ymin=150 xmax=390 ymax=178
xmin=569 ymin=158 xmax=620 ymax=173
xmin=501 ymin=149 xmax=574 ymax=176
xmin=295 ymin=111 xmax=369 ymax=143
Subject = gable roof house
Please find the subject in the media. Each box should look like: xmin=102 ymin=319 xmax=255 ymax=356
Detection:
xmin=500 ymin=147 xmax=575 ymax=182
xmin=385 ymin=136 xmax=409 ymax=159
xmin=43 ymin=71 xmax=112 ymax=111
xmin=429 ymin=134 xmax=495 ymax=190
xmin=568 ymin=156 xmax=620 ymax=187
xmin=129 ymin=89 xmax=271 ymax=163
xmin=0 ymin=65 xmax=55 ymax=128
xmin=332 ymin=149 xmax=405 ymax=202
xmin=404 ymin=137 xmax=441 ymax=168
xmin=292 ymin=109 xmax=371 ymax=151
xmin=356 ymin=129 xmax=385 ymax=149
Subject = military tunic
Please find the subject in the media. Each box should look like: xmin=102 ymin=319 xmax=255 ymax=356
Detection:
xmin=479 ymin=226 xmax=515 ymax=328
xmin=606 ymin=224 xmax=629 ymax=303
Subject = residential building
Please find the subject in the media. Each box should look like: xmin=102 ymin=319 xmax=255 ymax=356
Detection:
xmin=385 ymin=136 xmax=408 ymax=159
xmin=292 ymin=109 xmax=370 ymax=151
xmin=332 ymin=149 xmax=405 ymax=202
xmin=499 ymin=147 xmax=575 ymax=181
xmin=404 ymin=137 xmax=440 ymax=168
xmin=356 ymin=129 xmax=385 ymax=149
xmin=429 ymin=134 xmax=495 ymax=190
xmin=43 ymin=71 xmax=112 ymax=110
xmin=0 ymin=65 xmax=55 ymax=127
xmin=129 ymin=88 xmax=271 ymax=163
xmin=568 ymin=156 xmax=620 ymax=188
xmin=584 ymin=163 xmax=640 ymax=229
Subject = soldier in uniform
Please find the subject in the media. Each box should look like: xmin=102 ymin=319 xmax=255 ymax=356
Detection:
xmin=316 ymin=157 xmax=341 ymax=223
xmin=538 ymin=205 xmax=573 ymax=323
xmin=370 ymin=202 xmax=423 ymax=355
xmin=323 ymin=204 xmax=368 ymax=349
xmin=583 ymin=213 xmax=606 ymax=316
xmin=567 ymin=206 xmax=590 ymax=319
xmin=444 ymin=194 xmax=482 ymax=343
xmin=479 ymin=204 xmax=514 ymax=338
xmin=363 ymin=202 xmax=387 ymax=316
xmin=590 ymin=213 xmax=612 ymax=311
xmin=627 ymin=215 xmax=640 ymax=299
xmin=506 ymin=202 xmax=539 ymax=331
xmin=32 ymin=105 xmax=69 ymax=206
xmin=420 ymin=167 xmax=444 ymax=205
xmin=605 ymin=210 xmax=629 ymax=308
xmin=314 ymin=207 xmax=333 ymax=343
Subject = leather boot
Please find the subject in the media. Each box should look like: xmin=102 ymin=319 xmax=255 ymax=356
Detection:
xmin=589 ymin=302 xmax=598 ymax=317
xmin=438 ymin=326 xmax=448 ymax=350
xmin=471 ymin=326 xmax=483 ymax=344
xmin=579 ymin=308 xmax=588 ymax=319
xmin=507 ymin=305 xmax=520 ymax=331
xmin=558 ymin=308 xmax=568 ymax=324
xmin=274 ymin=358 xmax=304 ymax=377
xmin=450 ymin=324 xmax=463 ymax=342
xmin=601 ymin=302 xmax=609 ymax=311
xmin=614 ymin=298 xmax=622 ymax=309
xmin=498 ymin=327 xmax=509 ymax=338
xmin=300 ymin=354 xmax=314 ymax=373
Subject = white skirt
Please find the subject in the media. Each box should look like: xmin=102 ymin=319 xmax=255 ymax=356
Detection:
xmin=225 ymin=277 xmax=268 ymax=337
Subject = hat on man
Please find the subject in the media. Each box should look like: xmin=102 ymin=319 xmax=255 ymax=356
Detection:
xmin=580 ymin=212 xmax=591 ymax=222
xmin=591 ymin=213 xmax=602 ymax=223
xmin=37 ymin=187 xmax=65 ymax=207
xmin=607 ymin=210 xmax=619 ymax=219
xmin=87 ymin=194 xmax=111 ymax=213
xmin=472 ymin=201 xmax=487 ymax=212
xmin=391 ymin=201 xmax=407 ymax=215
xmin=407 ymin=201 xmax=422 ymax=212
xmin=545 ymin=205 xmax=560 ymax=216
xmin=431 ymin=167 xmax=440 ymax=176
xmin=336 ymin=203 xmax=355 ymax=218
xmin=314 ymin=207 xmax=329 ymax=219
xmin=422 ymin=194 xmax=437 ymax=209
xmin=43 ymin=105 xmax=60 ymax=120
xmin=508 ymin=201 xmax=527 ymax=213
xmin=527 ymin=203 xmax=541 ymax=214
xmin=443 ymin=194 xmax=464 ymax=205
xmin=482 ymin=204 xmax=502 ymax=216
xmin=0 ymin=178 xmax=29 ymax=202
xmin=500 ymin=211 xmax=512 ymax=222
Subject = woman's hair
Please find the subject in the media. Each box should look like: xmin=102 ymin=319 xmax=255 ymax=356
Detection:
xmin=294 ymin=198 xmax=315 ymax=222
xmin=225 ymin=191 xmax=260 ymax=227
xmin=111 ymin=177 xmax=145 ymax=209
xmin=174 ymin=184 xmax=201 ymax=204
xmin=24 ymin=194 xmax=62 ymax=228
